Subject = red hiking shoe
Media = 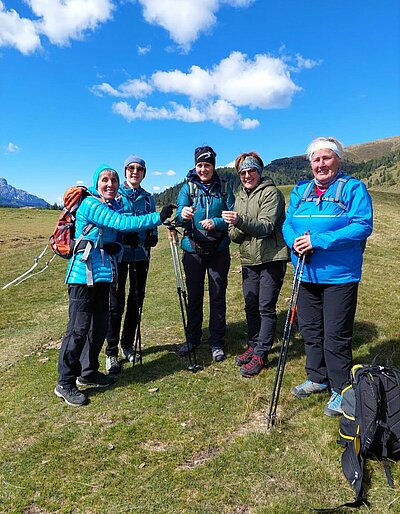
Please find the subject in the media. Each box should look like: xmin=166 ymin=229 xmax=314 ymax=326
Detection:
xmin=235 ymin=346 xmax=254 ymax=366
xmin=240 ymin=355 xmax=266 ymax=378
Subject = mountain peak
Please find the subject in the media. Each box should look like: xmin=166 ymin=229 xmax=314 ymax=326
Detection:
xmin=0 ymin=178 xmax=50 ymax=208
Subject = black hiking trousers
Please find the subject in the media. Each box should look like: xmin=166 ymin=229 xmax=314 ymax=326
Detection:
xmin=106 ymin=260 xmax=149 ymax=356
xmin=242 ymin=260 xmax=287 ymax=359
xmin=296 ymin=281 xmax=359 ymax=393
xmin=182 ymin=247 xmax=230 ymax=349
xmin=57 ymin=283 xmax=110 ymax=387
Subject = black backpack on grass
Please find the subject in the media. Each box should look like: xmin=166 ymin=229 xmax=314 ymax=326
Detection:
xmin=338 ymin=363 xmax=400 ymax=507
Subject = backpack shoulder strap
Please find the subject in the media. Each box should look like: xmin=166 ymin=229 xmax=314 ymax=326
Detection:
xmin=188 ymin=181 xmax=199 ymax=207
xmin=298 ymin=180 xmax=316 ymax=206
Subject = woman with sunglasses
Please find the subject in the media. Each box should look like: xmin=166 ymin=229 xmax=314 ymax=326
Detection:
xmin=105 ymin=155 xmax=159 ymax=373
xmin=222 ymin=151 xmax=289 ymax=377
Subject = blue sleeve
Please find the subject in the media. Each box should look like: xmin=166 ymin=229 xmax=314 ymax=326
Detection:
xmin=311 ymin=181 xmax=373 ymax=250
xmin=150 ymin=195 xmax=158 ymax=236
xmin=282 ymin=185 xmax=303 ymax=248
xmin=83 ymin=197 xmax=161 ymax=232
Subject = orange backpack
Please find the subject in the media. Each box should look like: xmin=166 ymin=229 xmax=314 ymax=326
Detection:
xmin=49 ymin=186 xmax=94 ymax=259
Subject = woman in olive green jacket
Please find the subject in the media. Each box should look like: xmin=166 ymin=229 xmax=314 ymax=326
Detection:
xmin=222 ymin=152 xmax=289 ymax=377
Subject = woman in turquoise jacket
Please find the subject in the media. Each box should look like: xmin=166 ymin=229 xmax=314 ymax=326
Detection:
xmin=105 ymin=155 xmax=158 ymax=373
xmin=282 ymin=137 xmax=373 ymax=417
xmin=175 ymin=146 xmax=235 ymax=362
xmin=55 ymin=164 xmax=174 ymax=407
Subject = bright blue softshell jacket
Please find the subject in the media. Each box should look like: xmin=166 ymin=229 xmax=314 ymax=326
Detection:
xmin=282 ymin=172 xmax=373 ymax=284
xmin=175 ymin=170 xmax=235 ymax=253
xmin=118 ymin=184 xmax=157 ymax=262
xmin=65 ymin=164 xmax=161 ymax=285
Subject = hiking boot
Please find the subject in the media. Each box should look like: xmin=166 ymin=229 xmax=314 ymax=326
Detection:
xmin=76 ymin=372 xmax=115 ymax=388
xmin=121 ymin=346 xmax=137 ymax=363
xmin=211 ymin=347 xmax=226 ymax=362
xmin=240 ymin=355 xmax=265 ymax=378
xmin=324 ymin=391 xmax=343 ymax=417
xmin=291 ymin=379 xmax=329 ymax=399
xmin=54 ymin=384 xmax=88 ymax=407
xmin=235 ymin=346 xmax=254 ymax=366
xmin=106 ymin=355 xmax=120 ymax=374
xmin=177 ymin=342 xmax=200 ymax=357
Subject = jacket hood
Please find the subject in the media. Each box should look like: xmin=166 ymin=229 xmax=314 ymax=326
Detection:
xmin=89 ymin=164 xmax=119 ymax=196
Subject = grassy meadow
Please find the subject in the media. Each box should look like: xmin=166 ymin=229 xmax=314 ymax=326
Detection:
xmin=0 ymin=188 xmax=399 ymax=514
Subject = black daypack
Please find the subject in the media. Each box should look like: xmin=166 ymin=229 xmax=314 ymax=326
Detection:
xmin=338 ymin=364 xmax=400 ymax=507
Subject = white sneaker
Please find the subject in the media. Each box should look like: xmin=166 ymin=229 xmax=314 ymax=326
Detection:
xmin=105 ymin=355 xmax=120 ymax=374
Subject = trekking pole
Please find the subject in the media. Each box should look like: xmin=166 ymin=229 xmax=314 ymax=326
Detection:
xmin=132 ymin=251 xmax=151 ymax=367
xmin=166 ymin=224 xmax=202 ymax=372
xmin=266 ymin=252 xmax=306 ymax=428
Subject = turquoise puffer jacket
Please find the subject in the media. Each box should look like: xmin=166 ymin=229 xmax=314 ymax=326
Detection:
xmin=118 ymin=184 xmax=157 ymax=262
xmin=65 ymin=164 xmax=162 ymax=285
xmin=175 ymin=170 xmax=235 ymax=254
xmin=282 ymin=172 xmax=373 ymax=284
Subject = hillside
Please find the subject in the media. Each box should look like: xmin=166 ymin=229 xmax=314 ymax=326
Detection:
xmin=155 ymin=136 xmax=400 ymax=205
xmin=345 ymin=136 xmax=400 ymax=163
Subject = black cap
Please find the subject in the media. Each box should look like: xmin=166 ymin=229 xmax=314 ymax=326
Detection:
xmin=194 ymin=146 xmax=216 ymax=167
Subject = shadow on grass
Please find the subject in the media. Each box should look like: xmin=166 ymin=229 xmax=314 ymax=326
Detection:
xmin=355 ymin=337 xmax=400 ymax=368
xmin=87 ymin=317 xmax=382 ymax=392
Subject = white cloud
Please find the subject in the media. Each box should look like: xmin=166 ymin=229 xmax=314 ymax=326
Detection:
xmin=5 ymin=142 xmax=21 ymax=153
xmin=30 ymin=0 xmax=114 ymax=45
xmin=151 ymin=169 xmax=176 ymax=177
xmin=0 ymin=0 xmax=113 ymax=53
xmin=153 ymin=185 xmax=161 ymax=191
xmin=76 ymin=180 xmax=85 ymax=185
xmin=239 ymin=118 xmax=260 ymax=130
xmin=224 ymin=160 xmax=235 ymax=168
xmin=0 ymin=1 xmax=40 ymax=54
xmin=137 ymin=0 xmax=255 ymax=51
xmin=137 ymin=44 xmax=151 ymax=55
xmin=103 ymin=50 xmax=319 ymax=129
xmin=91 ymin=79 xmax=153 ymax=98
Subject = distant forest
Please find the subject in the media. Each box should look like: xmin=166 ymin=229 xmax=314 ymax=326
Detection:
xmin=154 ymin=150 xmax=400 ymax=205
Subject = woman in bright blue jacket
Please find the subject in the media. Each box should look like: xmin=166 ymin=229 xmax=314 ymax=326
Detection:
xmin=175 ymin=146 xmax=235 ymax=362
xmin=282 ymin=137 xmax=373 ymax=417
xmin=105 ymin=155 xmax=158 ymax=373
xmin=55 ymin=164 xmax=174 ymax=407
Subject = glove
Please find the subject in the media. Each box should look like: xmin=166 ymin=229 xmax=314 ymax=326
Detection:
xmin=160 ymin=204 xmax=176 ymax=222
xmin=123 ymin=232 xmax=140 ymax=247
xmin=144 ymin=230 xmax=158 ymax=248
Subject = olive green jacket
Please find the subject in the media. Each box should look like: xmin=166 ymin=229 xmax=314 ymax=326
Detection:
xmin=229 ymin=177 xmax=290 ymax=266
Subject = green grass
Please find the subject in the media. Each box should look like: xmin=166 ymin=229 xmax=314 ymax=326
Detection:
xmin=0 ymin=190 xmax=399 ymax=514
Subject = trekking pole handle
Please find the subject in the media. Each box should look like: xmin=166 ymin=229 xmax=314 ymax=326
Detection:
xmin=166 ymin=224 xmax=179 ymax=246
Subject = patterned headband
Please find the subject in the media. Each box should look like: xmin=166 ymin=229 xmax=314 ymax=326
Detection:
xmin=237 ymin=156 xmax=263 ymax=174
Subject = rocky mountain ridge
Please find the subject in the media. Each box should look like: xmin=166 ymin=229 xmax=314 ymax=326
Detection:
xmin=0 ymin=178 xmax=50 ymax=208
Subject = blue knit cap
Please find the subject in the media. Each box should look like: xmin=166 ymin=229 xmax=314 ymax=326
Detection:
xmin=123 ymin=155 xmax=146 ymax=176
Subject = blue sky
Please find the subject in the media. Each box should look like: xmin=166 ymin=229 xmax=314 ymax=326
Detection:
xmin=1 ymin=0 xmax=399 ymax=204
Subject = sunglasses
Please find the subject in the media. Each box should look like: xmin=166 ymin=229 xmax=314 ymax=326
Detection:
xmin=126 ymin=165 xmax=145 ymax=173
xmin=239 ymin=168 xmax=258 ymax=177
